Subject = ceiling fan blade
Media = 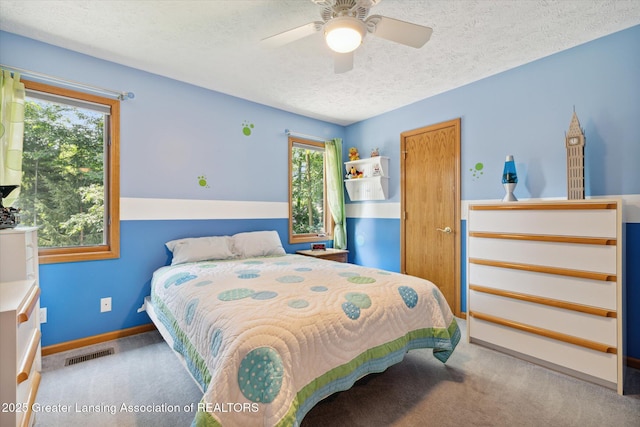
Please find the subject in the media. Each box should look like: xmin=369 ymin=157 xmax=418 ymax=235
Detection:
xmin=260 ymin=22 xmax=323 ymax=48
xmin=366 ymin=15 xmax=433 ymax=48
xmin=334 ymin=51 xmax=354 ymax=74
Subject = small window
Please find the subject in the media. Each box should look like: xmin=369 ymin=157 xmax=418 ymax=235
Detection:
xmin=16 ymin=80 xmax=120 ymax=263
xmin=288 ymin=137 xmax=332 ymax=244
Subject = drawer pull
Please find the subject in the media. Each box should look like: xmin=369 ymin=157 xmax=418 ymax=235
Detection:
xmin=469 ymin=258 xmax=616 ymax=282
xmin=469 ymin=202 xmax=617 ymax=211
xmin=470 ymin=311 xmax=617 ymax=354
xmin=469 ymin=285 xmax=616 ymax=318
xmin=469 ymin=232 xmax=616 ymax=246
xmin=17 ymin=285 xmax=41 ymax=324
xmin=17 ymin=329 xmax=41 ymax=384
xmin=19 ymin=371 xmax=41 ymax=427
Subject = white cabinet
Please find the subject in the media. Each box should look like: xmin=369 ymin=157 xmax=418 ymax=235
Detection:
xmin=344 ymin=156 xmax=389 ymax=201
xmin=1 ymin=227 xmax=41 ymax=427
xmin=467 ymin=200 xmax=624 ymax=394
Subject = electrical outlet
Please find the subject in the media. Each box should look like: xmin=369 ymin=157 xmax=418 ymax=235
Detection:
xmin=40 ymin=307 xmax=47 ymax=323
xmin=100 ymin=297 xmax=112 ymax=313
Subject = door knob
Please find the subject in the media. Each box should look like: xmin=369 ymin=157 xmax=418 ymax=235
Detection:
xmin=436 ymin=226 xmax=452 ymax=233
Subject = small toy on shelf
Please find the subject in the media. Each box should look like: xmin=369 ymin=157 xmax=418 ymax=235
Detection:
xmin=370 ymin=147 xmax=380 ymax=157
xmin=346 ymin=166 xmax=363 ymax=179
xmin=348 ymin=147 xmax=360 ymax=161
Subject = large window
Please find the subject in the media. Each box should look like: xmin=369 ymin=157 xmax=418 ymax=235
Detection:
xmin=16 ymin=80 xmax=120 ymax=264
xmin=288 ymin=137 xmax=332 ymax=244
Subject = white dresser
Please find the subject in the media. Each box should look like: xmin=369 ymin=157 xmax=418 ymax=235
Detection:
xmin=467 ymin=200 xmax=624 ymax=394
xmin=1 ymin=227 xmax=42 ymax=427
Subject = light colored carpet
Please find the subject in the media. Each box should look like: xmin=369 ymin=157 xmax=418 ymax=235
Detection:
xmin=35 ymin=319 xmax=640 ymax=426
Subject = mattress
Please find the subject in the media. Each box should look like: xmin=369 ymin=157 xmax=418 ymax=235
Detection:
xmin=148 ymin=254 xmax=460 ymax=426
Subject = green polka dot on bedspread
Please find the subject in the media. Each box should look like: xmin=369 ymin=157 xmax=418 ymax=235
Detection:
xmin=276 ymin=275 xmax=304 ymax=283
xmin=347 ymin=275 xmax=376 ymax=284
xmin=238 ymin=347 xmax=284 ymax=403
xmin=218 ymin=288 xmax=255 ymax=301
xmin=288 ymin=299 xmax=309 ymax=309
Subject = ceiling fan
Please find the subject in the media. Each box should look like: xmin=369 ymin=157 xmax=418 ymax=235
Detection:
xmin=260 ymin=0 xmax=433 ymax=73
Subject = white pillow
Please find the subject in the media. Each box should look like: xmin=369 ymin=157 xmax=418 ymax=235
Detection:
xmin=232 ymin=230 xmax=285 ymax=258
xmin=166 ymin=235 xmax=235 ymax=265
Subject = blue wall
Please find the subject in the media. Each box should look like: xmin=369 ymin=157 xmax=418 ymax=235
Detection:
xmin=344 ymin=25 xmax=640 ymax=359
xmin=0 ymin=31 xmax=344 ymax=346
xmin=0 ymin=26 xmax=638 ymax=358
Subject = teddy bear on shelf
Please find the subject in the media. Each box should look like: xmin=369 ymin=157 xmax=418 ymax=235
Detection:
xmin=348 ymin=147 xmax=360 ymax=161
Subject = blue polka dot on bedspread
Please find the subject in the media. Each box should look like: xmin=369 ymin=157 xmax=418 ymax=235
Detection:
xmin=398 ymin=286 xmax=418 ymax=308
xmin=210 ymin=329 xmax=223 ymax=357
xmin=185 ymin=299 xmax=199 ymax=325
xmin=342 ymin=302 xmax=361 ymax=320
xmin=238 ymin=347 xmax=284 ymax=403
xmin=164 ymin=272 xmax=197 ymax=288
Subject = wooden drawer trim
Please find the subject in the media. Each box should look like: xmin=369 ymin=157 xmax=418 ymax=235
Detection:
xmin=469 ymin=202 xmax=617 ymax=211
xmin=17 ymin=285 xmax=40 ymax=324
xmin=468 ymin=258 xmax=616 ymax=282
xmin=469 ymin=311 xmax=617 ymax=354
xmin=17 ymin=329 xmax=41 ymax=385
xmin=469 ymin=285 xmax=616 ymax=318
xmin=20 ymin=370 xmax=41 ymax=427
xmin=469 ymin=232 xmax=616 ymax=246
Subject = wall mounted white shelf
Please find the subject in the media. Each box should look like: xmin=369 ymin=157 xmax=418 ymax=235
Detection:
xmin=344 ymin=156 xmax=389 ymax=201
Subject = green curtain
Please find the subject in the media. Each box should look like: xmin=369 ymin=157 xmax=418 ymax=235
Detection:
xmin=0 ymin=69 xmax=26 ymax=206
xmin=325 ymin=138 xmax=347 ymax=249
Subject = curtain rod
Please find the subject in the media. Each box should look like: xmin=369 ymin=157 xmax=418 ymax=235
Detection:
xmin=1 ymin=64 xmax=135 ymax=101
xmin=284 ymin=129 xmax=328 ymax=142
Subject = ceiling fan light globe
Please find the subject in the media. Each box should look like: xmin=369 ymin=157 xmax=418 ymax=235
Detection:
xmin=324 ymin=17 xmax=365 ymax=53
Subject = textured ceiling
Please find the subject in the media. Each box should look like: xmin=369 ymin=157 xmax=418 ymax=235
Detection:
xmin=1 ymin=0 xmax=639 ymax=126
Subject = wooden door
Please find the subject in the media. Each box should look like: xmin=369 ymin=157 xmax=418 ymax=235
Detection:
xmin=401 ymin=118 xmax=461 ymax=315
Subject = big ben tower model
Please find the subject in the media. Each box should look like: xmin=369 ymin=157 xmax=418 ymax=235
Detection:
xmin=565 ymin=110 xmax=586 ymax=200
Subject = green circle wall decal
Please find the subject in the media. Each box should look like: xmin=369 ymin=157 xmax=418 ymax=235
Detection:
xmin=197 ymin=175 xmax=209 ymax=188
xmin=470 ymin=162 xmax=484 ymax=180
xmin=242 ymin=121 xmax=254 ymax=136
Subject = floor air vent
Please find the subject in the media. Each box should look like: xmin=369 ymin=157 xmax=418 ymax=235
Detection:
xmin=65 ymin=348 xmax=115 ymax=366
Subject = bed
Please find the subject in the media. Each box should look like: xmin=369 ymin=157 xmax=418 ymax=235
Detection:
xmin=144 ymin=231 xmax=460 ymax=426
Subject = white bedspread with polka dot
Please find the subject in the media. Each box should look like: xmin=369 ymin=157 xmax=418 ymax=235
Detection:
xmin=150 ymin=254 xmax=460 ymax=426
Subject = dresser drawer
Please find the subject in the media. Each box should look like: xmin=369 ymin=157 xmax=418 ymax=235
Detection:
xmin=469 ymin=237 xmax=617 ymax=274
xmin=17 ymin=370 xmax=40 ymax=427
xmin=0 ymin=229 xmax=38 ymax=283
xmin=469 ymin=263 xmax=617 ymax=310
xmin=470 ymin=317 xmax=618 ymax=384
xmin=16 ymin=287 xmax=40 ymax=366
xmin=468 ymin=208 xmax=617 ymax=237
xmin=470 ymin=291 xmax=617 ymax=347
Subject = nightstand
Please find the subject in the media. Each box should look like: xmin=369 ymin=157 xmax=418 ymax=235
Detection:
xmin=296 ymin=248 xmax=349 ymax=263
